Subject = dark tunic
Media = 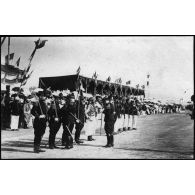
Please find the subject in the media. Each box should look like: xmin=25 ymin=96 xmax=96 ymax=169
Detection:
xmin=10 ymin=100 xmax=22 ymax=116
xmin=129 ymin=101 xmax=138 ymax=115
xmin=104 ymin=104 xmax=116 ymax=134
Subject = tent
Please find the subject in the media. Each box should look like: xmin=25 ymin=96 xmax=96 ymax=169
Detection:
xmin=39 ymin=74 xmax=145 ymax=96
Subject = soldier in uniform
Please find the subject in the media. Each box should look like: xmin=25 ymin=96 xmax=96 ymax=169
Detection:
xmin=48 ymin=95 xmax=61 ymax=149
xmin=129 ymin=97 xmax=139 ymax=130
xmin=103 ymin=96 xmax=116 ymax=147
xmin=31 ymin=91 xmax=48 ymax=153
xmin=61 ymin=94 xmax=77 ymax=149
xmin=75 ymin=96 xmax=85 ymax=144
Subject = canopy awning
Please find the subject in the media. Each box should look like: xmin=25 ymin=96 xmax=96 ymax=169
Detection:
xmin=39 ymin=74 xmax=145 ymax=96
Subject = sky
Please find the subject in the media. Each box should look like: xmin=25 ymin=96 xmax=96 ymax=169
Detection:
xmin=1 ymin=36 xmax=194 ymax=102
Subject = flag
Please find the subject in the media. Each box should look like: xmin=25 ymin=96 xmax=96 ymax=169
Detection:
xmin=106 ymin=76 xmax=111 ymax=82
xmin=5 ymin=53 xmax=14 ymax=65
xmin=119 ymin=78 xmax=122 ymax=84
xmin=92 ymin=71 xmax=98 ymax=84
xmin=76 ymin=66 xmax=81 ymax=75
xmin=92 ymin=71 xmax=98 ymax=80
xmin=35 ymin=39 xmax=48 ymax=49
xmin=29 ymin=39 xmax=48 ymax=62
xmin=126 ymin=80 xmax=131 ymax=85
xmin=16 ymin=57 xmax=21 ymax=67
xmin=115 ymin=78 xmax=122 ymax=84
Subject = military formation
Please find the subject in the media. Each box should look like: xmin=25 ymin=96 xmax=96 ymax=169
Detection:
xmin=1 ymin=87 xmax=186 ymax=153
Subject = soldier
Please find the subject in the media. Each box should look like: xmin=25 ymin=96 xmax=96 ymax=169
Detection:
xmin=75 ymin=96 xmax=85 ymax=144
xmin=31 ymin=91 xmax=48 ymax=153
xmin=103 ymin=97 xmax=116 ymax=147
xmin=129 ymin=97 xmax=139 ymax=130
xmin=48 ymin=95 xmax=61 ymax=149
xmin=61 ymin=94 xmax=77 ymax=149
xmin=10 ymin=94 xmax=22 ymax=131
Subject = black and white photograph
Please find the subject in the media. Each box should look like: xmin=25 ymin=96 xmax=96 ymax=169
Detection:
xmin=1 ymin=36 xmax=194 ymax=159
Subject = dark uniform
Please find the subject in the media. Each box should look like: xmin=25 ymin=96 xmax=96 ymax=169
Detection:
xmin=75 ymin=99 xmax=85 ymax=144
xmin=61 ymin=98 xmax=76 ymax=149
xmin=31 ymin=96 xmax=48 ymax=153
xmin=48 ymin=99 xmax=61 ymax=149
xmin=103 ymin=101 xmax=116 ymax=147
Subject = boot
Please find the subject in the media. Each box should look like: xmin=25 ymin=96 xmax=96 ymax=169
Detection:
xmin=88 ymin=135 xmax=92 ymax=141
xmin=104 ymin=135 xmax=109 ymax=147
xmin=34 ymin=145 xmax=39 ymax=153
xmin=69 ymin=136 xmax=73 ymax=148
xmin=105 ymin=135 xmax=112 ymax=148
xmin=110 ymin=135 xmax=114 ymax=147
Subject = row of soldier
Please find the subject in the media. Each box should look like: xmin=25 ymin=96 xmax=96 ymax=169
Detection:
xmin=1 ymin=89 xmax=183 ymax=153
xmin=30 ymin=90 xmax=141 ymax=153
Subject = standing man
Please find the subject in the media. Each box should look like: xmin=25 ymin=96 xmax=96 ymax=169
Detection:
xmin=48 ymin=95 xmax=61 ymax=149
xmin=61 ymin=94 xmax=77 ymax=149
xmin=75 ymin=96 xmax=85 ymax=144
xmin=130 ymin=98 xmax=139 ymax=130
xmin=31 ymin=91 xmax=48 ymax=153
xmin=10 ymin=94 xmax=21 ymax=131
xmin=103 ymin=97 xmax=116 ymax=147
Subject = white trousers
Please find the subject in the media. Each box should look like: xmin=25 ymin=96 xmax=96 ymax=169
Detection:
xmin=114 ymin=117 xmax=123 ymax=132
xmin=131 ymin=115 xmax=138 ymax=129
xmin=84 ymin=116 xmax=97 ymax=136
xmin=11 ymin=115 xmax=19 ymax=130
xmin=122 ymin=114 xmax=131 ymax=129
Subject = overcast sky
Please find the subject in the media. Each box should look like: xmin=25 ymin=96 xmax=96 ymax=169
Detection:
xmin=1 ymin=36 xmax=193 ymax=102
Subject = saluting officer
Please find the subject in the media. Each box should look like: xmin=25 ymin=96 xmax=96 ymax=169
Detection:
xmin=103 ymin=96 xmax=116 ymax=147
xmin=31 ymin=91 xmax=48 ymax=153
xmin=48 ymin=95 xmax=61 ymax=149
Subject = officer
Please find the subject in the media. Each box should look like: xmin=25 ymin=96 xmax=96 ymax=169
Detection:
xmin=103 ymin=96 xmax=116 ymax=147
xmin=61 ymin=94 xmax=77 ymax=149
xmin=75 ymin=96 xmax=85 ymax=144
xmin=31 ymin=91 xmax=48 ymax=153
xmin=48 ymin=95 xmax=61 ymax=149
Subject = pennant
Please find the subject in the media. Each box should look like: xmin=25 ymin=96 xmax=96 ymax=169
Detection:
xmin=16 ymin=57 xmax=21 ymax=67
xmin=29 ymin=39 xmax=47 ymax=62
xmin=35 ymin=39 xmax=48 ymax=49
xmin=126 ymin=80 xmax=131 ymax=85
xmin=76 ymin=66 xmax=81 ymax=75
xmin=106 ymin=76 xmax=111 ymax=82
xmin=5 ymin=53 xmax=14 ymax=65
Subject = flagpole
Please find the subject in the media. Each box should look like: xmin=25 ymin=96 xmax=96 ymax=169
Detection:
xmin=7 ymin=37 xmax=10 ymax=65
xmin=1 ymin=37 xmax=6 ymax=47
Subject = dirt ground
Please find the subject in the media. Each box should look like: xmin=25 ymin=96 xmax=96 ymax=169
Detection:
xmin=1 ymin=113 xmax=194 ymax=159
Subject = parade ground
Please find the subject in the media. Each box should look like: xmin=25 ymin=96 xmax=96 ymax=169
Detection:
xmin=1 ymin=113 xmax=194 ymax=159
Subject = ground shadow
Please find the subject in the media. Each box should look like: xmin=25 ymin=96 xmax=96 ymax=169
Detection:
xmin=114 ymin=147 xmax=193 ymax=156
